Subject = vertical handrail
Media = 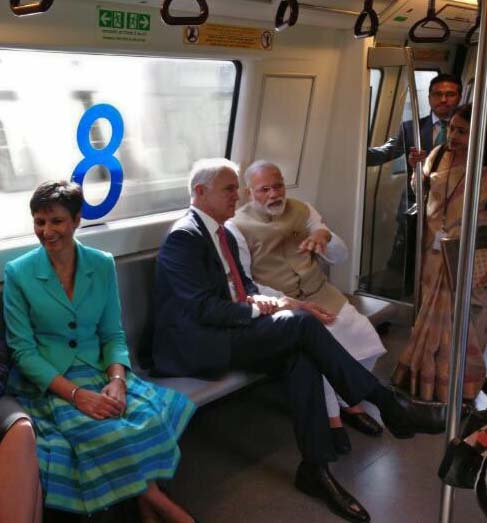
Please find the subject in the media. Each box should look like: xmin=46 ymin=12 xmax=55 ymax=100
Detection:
xmin=466 ymin=0 xmax=481 ymax=47
xmin=439 ymin=0 xmax=487 ymax=521
xmin=404 ymin=47 xmax=424 ymax=318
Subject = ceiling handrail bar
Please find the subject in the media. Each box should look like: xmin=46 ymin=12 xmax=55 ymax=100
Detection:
xmin=10 ymin=0 xmax=53 ymax=16
xmin=275 ymin=0 xmax=300 ymax=32
xmin=408 ymin=0 xmax=450 ymax=43
xmin=354 ymin=0 xmax=379 ymax=38
xmin=160 ymin=0 xmax=209 ymax=26
xmin=465 ymin=0 xmax=481 ymax=46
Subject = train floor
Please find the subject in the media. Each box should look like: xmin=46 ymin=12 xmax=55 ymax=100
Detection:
xmin=170 ymin=324 xmax=487 ymax=523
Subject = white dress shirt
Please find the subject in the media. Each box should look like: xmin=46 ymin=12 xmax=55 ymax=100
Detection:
xmin=191 ymin=206 xmax=260 ymax=317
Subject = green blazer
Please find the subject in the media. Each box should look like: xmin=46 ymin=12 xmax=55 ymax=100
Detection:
xmin=3 ymin=241 xmax=131 ymax=394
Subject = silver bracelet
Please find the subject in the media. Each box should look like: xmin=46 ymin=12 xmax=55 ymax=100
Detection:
xmin=109 ymin=374 xmax=127 ymax=387
xmin=71 ymin=386 xmax=80 ymax=407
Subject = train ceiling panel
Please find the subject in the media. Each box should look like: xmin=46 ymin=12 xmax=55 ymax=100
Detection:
xmin=96 ymin=0 xmax=479 ymax=38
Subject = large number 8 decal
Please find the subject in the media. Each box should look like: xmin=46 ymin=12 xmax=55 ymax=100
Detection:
xmin=71 ymin=104 xmax=124 ymax=220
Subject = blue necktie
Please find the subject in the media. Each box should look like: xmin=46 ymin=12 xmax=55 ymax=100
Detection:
xmin=434 ymin=120 xmax=448 ymax=146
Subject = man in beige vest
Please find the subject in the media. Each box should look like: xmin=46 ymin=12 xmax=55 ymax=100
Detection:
xmin=228 ymin=160 xmax=387 ymax=455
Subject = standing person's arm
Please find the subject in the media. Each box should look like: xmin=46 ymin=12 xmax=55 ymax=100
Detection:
xmin=367 ymin=127 xmax=405 ymax=166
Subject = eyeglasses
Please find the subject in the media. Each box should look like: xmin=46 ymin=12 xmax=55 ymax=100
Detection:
xmin=253 ymin=182 xmax=285 ymax=195
xmin=430 ymin=91 xmax=459 ymax=99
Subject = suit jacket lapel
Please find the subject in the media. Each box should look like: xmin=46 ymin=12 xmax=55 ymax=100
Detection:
xmin=190 ymin=209 xmax=225 ymax=269
xmin=422 ymin=114 xmax=434 ymax=154
xmin=189 ymin=209 xmax=232 ymax=299
xmin=72 ymin=242 xmax=94 ymax=310
xmin=35 ymin=247 xmax=74 ymax=312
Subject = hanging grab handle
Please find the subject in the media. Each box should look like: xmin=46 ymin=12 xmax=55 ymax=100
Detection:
xmin=465 ymin=0 xmax=480 ymax=46
xmin=275 ymin=0 xmax=299 ymax=32
xmin=408 ymin=0 xmax=450 ymax=43
xmin=160 ymin=0 xmax=209 ymax=26
xmin=354 ymin=0 xmax=379 ymax=39
xmin=10 ymin=0 xmax=54 ymax=16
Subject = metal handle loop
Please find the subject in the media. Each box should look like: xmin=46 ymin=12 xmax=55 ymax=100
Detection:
xmin=160 ymin=0 xmax=209 ymax=26
xmin=275 ymin=0 xmax=299 ymax=32
xmin=10 ymin=0 xmax=53 ymax=16
xmin=465 ymin=2 xmax=481 ymax=46
xmin=354 ymin=0 xmax=379 ymax=39
xmin=408 ymin=1 xmax=450 ymax=43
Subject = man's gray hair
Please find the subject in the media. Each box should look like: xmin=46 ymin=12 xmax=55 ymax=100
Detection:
xmin=243 ymin=160 xmax=282 ymax=187
xmin=188 ymin=158 xmax=240 ymax=197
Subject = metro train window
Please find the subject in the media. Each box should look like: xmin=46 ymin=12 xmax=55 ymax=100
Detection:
xmin=369 ymin=69 xmax=382 ymax=130
xmin=389 ymin=69 xmax=438 ymax=174
xmin=0 ymin=50 xmax=239 ymax=241
xmin=403 ymin=70 xmax=439 ymax=120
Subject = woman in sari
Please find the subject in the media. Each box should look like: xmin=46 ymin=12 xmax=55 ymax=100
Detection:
xmin=392 ymin=104 xmax=487 ymax=403
xmin=4 ymin=180 xmax=196 ymax=522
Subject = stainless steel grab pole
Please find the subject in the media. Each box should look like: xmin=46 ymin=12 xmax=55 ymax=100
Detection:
xmin=404 ymin=47 xmax=423 ymax=318
xmin=439 ymin=1 xmax=487 ymax=521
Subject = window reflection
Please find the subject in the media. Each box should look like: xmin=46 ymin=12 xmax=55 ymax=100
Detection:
xmin=0 ymin=51 xmax=237 ymax=240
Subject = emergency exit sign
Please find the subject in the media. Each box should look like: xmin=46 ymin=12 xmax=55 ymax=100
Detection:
xmin=98 ymin=9 xmax=151 ymax=32
xmin=97 ymin=5 xmax=152 ymax=45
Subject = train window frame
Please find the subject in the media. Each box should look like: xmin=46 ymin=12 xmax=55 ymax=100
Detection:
xmin=0 ymin=51 xmax=242 ymax=277
xmin=368 ymin=68 xmax=383 ymax=136
xmin=404 ymin=68 xmax=441 ymax=119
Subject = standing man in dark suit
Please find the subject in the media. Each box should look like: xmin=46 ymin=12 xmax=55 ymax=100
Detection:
xmin=153 ymin=158 xmax=415 ymax=523
xmin=366 ymin=74 xmax=462 ymax=290
xmin=367 ymin=73 xmax=462 ymax=167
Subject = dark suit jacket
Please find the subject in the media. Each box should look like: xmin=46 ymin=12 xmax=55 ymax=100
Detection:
xmin=152 ymin=209 xmax=258 ymax=377
xmin=367 ymin=114 xmax=434 ymax=167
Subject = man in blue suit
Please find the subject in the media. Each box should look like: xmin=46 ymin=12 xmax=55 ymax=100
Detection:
xmin=153 ymin=158 xmax=415 ymax=523
xmin=367 ymin=73 xmax=462 ymax=167
xmin=366 ymin=74 xmax=462 ymax=290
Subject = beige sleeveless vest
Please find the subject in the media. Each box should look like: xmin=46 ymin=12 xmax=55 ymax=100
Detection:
xmin=233 ymin=198 xmax=346 ymax=314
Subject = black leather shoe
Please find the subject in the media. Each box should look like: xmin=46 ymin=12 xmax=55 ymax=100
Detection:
xmin=331 ymin=427 xmax=352 ymax=454
xmin=295 ymin=462 xmax=370 ymax=522
xmin=379 ymin=392 xmax=415 ymax=439
xmin=341 ymin=410 xmax=383 ymax=437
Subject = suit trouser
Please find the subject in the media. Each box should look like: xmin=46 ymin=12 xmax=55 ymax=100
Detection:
xmin=228 ymin=309 xmax=380 ymax=463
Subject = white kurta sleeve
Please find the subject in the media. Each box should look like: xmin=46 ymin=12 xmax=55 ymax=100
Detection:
xmin=305 ymin=202 xmax=349 ymax=265
xmin=226 ymin=220 xmax=285 ymax=298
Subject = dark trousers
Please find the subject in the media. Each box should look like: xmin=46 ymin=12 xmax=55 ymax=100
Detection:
xmin=229 ymin=309 xmax=380 ymax=464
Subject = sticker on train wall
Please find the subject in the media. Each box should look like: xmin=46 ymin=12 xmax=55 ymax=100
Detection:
xmin=183 ymin=23 xmax=273 ymax=51
xmin=97 ymin=5 xmax=151 ymax=45
xmin=71 ymin=104 xmax=124 ymax=220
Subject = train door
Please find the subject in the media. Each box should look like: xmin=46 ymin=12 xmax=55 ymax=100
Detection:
xmin=359 ymin=47 xmax=441 ymax=305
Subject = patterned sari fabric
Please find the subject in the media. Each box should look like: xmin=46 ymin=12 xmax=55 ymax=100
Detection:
xmin=392 ymin=148 xmax=487 ymax=402
xmin=8 ymin=360 xmax=195 ymax=514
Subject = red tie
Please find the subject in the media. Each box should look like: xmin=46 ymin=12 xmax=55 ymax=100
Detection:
xmin=216 ymin=226 xmax=247 ymax=303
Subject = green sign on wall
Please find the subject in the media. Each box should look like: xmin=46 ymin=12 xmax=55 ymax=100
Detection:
xmin=98 ymin=8 xmax=150 ymax=32
xmin=97 ymin=5 xmax=152 ymax=44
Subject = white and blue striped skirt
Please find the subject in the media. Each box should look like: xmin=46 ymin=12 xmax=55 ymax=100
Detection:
xmin=7 ymin=360 xmax=195 ymax=515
